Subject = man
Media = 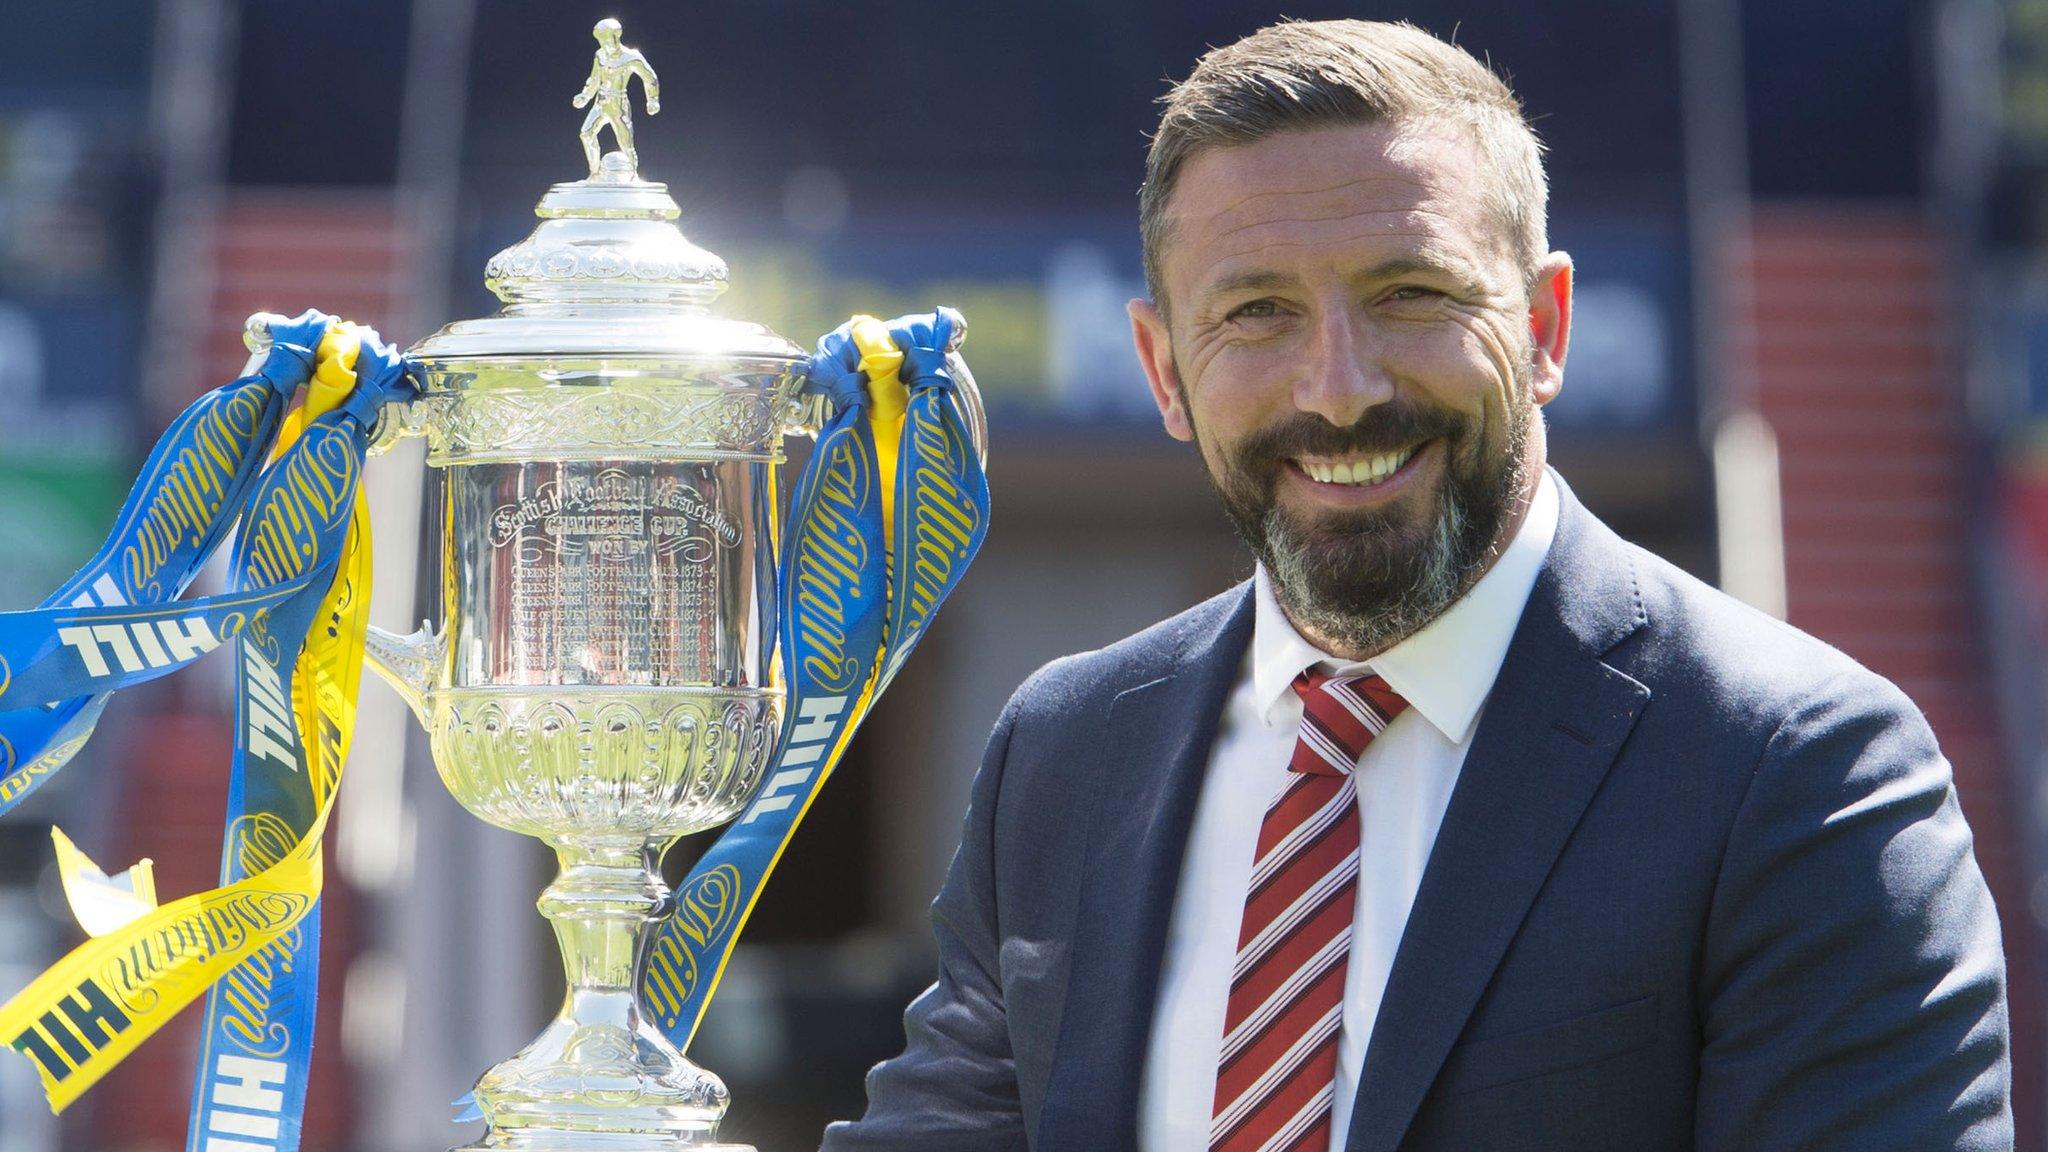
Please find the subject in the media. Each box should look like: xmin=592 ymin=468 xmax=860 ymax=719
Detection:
xmin=822 ymin=19 xmax=2012 ymax=1152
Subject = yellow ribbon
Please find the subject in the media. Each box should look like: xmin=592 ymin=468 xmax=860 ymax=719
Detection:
xmin=849 ymin=315 xmax=908 ymax=552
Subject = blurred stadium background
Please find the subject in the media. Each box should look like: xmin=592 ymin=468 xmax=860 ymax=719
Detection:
xmin=1 ymin=0 xmax=2046 ymax=1148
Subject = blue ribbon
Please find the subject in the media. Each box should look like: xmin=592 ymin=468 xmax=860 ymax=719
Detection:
xmin=646 ymin=307 xmax=990 ymax=1053
xmin=876 ymin=306 xmax=986 ymax=692
xmin=184 ymin=336 xmax=415 ymax=1152
xmin=638 ymin=315 xmax=894 ymax=1049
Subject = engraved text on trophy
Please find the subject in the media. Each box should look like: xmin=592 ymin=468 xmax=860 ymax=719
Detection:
xmin=451 ymin=461 xmax=758 ymax=689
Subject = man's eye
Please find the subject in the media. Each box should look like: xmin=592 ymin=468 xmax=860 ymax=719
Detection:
xmin=1386 ymin=286 xmax=1442 ymax=303
xmin=1229 ymin=299 xmax=1281 ymax=321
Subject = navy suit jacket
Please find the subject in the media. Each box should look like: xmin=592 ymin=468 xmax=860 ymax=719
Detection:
xmin=821 ymin=473 xmax=2013 ymax=1151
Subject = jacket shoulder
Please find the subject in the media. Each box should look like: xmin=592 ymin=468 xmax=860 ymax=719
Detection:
xmin=1618 ymin=539 xmax=1919 ymax=733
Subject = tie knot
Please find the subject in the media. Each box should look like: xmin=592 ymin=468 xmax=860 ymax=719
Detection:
xmin=1288 ymin=670 xmax=1409 ymax=777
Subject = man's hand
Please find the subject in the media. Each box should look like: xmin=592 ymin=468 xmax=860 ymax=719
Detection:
xmin=572 ymin=91 xmax=591 ymax=109
xmin=645 ymin=97 xmax=660 ymax=115
xmin=819 ymin=696 xmax=1028 ymax=1151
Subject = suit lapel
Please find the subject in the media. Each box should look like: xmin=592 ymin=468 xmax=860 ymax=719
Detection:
xmin=1035 ymin=587 xmax=1255 ymax=1152
xmin=1344 ymin=478 xmax=1653 ymax=1152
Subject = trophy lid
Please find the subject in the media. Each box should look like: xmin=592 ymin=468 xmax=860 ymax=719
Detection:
xmin=409 ymin=24 xmax=803 ymax=366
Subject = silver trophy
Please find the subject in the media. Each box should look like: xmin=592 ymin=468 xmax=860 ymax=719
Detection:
xmin=336 ymin=20 xmax=964 ymax=1150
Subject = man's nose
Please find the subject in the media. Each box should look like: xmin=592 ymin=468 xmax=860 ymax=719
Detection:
xmin=1293 ymin=311 xmax=1393 ymax=427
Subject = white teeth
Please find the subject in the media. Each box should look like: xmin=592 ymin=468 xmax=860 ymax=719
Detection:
xmin=1298 ymin=444 xmax=1419 ymax=486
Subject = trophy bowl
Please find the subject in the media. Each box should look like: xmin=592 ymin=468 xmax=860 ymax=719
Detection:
xmin=360 ymin=35 xmax=826 ymax=1146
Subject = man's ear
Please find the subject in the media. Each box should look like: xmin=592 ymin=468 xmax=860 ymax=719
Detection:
xmin=1129 ymin=297 xmax=1193 ymax=442
xmin=1528 ymin=252 xmax=1573 ymax=407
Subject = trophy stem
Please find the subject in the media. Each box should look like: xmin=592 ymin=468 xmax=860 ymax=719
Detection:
xmin=539 ymin=840 xmax=663 ymax=999
xmin=455 ymin=835 xmax=754 ymax=1152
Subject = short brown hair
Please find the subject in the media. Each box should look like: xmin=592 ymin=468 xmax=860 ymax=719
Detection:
xmin=1140 ymin=19 xmax=1549 ymax=309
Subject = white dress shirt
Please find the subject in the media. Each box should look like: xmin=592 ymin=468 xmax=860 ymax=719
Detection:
xmin=1137 ymin=468 xmax=1560 ymax=1152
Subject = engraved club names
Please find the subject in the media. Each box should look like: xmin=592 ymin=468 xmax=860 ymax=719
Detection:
xmin=487 ymin=466 xmax=739 ymax=682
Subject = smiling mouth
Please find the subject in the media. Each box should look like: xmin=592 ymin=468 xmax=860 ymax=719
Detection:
xmin=1290 ymin=441 xmax=1426 ymax=487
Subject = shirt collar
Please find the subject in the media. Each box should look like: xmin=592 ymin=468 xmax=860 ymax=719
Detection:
xmin=1250 ymin=466 xmax=1561 ymax=744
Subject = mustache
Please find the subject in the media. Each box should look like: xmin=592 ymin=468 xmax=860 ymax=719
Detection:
xmin=1228 ymin=404 xmax=1468 ymax=468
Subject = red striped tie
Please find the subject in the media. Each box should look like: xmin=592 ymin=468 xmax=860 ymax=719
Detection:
xmin=1209 ymin=669 xmax=1409 ymax=1152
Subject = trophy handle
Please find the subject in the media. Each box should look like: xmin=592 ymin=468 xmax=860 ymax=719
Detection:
xmin=248 ymin=310 xmax=439 ymax=719
xmin=240 ymin=310 xmax=309 ymax=380
xmin=946 ymin=345 xmax=990 ymax=468
xmin=362 ymin=620 xmax=443 ymax=727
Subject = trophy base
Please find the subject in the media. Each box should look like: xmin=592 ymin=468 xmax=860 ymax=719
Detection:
xmin=457 ymin=1015 xmax=746 ymax=1152
xmin=452 ymin=1128 xmax=756 ymax=1151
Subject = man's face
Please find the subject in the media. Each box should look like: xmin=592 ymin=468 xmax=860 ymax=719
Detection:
xmin=1130 ymin=121 xmax=1572 ymax=656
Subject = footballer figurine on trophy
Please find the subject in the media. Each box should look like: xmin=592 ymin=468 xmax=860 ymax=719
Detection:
xmin=573 ymin=18 xmax=660 ymax=177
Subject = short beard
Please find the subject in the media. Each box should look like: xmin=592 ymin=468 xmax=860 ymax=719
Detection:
xmin=1188 ymin=371 xmax=1534 ymax=657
